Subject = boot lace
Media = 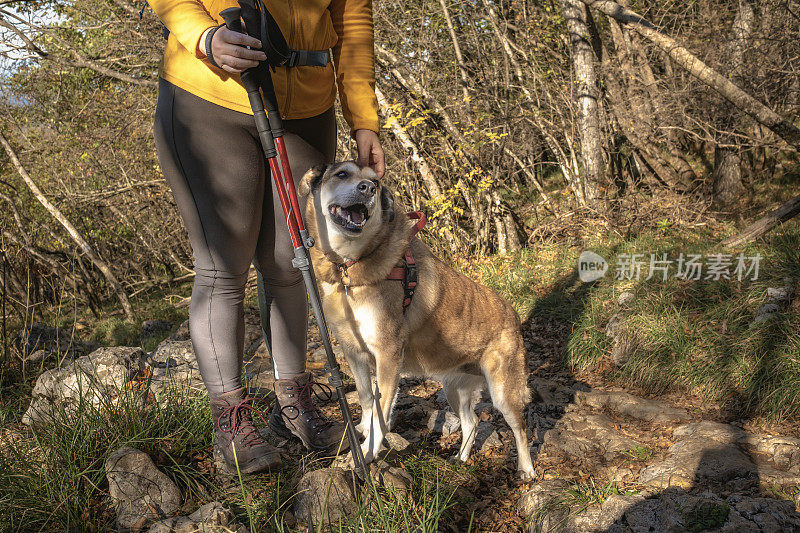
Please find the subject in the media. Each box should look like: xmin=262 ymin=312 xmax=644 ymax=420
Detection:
xmin=281 ymin=378 xmax=335 ymax=434
xmin=216 ymin=395 xmax=273 ymax=447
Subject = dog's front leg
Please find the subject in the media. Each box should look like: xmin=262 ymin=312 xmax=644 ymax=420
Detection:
xmin=345 ymin=351 xmax=373 ymax=438
xmin=361 ymin=351 xmax=401 ymax=463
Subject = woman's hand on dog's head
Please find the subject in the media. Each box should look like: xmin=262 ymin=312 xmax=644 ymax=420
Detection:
xmin=355 ymin=129 xmax=386 ymax=179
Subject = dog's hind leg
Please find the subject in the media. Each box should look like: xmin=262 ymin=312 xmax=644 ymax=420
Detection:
xmin=442 ymin=372 xmax=485 ymax=462
xmin=482 ymin=351 xmax=535 ymax=480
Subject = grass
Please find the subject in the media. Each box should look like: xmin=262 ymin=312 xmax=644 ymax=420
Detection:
xmin=0 ymin=365 xmax=472 ymax=532
xmin=461 ymin=219 xmax=800 ymax=421
xmin=526 ymin=477 xmax=639 ymax=532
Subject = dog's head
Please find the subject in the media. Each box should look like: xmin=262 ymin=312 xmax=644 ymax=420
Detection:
xmin=299 ymin=161 xmax=396 ymax=259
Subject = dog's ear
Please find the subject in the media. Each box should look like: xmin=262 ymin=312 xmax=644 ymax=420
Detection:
xmin=298 ymin=164 xmax=328 ymax=197
xmin=380 ymin=185 xmax=396 ymax=222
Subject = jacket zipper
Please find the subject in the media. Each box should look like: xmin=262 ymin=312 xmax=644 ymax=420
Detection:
xmin=284 ymin=0 xmax=295 ymax=116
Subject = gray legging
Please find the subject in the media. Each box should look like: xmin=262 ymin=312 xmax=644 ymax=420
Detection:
xmin=153 ymin=78 xmax=335 ymax=394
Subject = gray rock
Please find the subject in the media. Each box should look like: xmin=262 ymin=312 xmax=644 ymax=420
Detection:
xmin=426 ymin=409 xmax=461 ymax=436
xmin=370 ymin=460 xmax=413 ymax=491
xmin=574 ymin=390 xmax=690 ymax=425
xmin=727 ymin=494 xmax=800 ymax=532
xmin=14 ymin=322 xmax=99 ymax=361
xmin=148 ymin=502 xmax=247 ymax=533
xmin=169 ymin=320 xmax=190 ymax=341
xmin=294 ymin=468 xmax=358 ymax=527
xmin=146 ymin=340 xmax=204 ymax=398
xmin=766 ymin=286 xmax=794 ymax=303
xmin=741 ymin=434 xmax=800 ymax=474
xmin=22 ymin=346 xmax=145 ymax=425
xmin=639 ymin=421 xmax=756 ymax=489
xmin=617 ymin=291 xmax=636 ymax=307
xmin=140 ymin=320 xmax=174 ymax=342
xmin=384 ymin=432 xmax=411 ymax=453
xmin=149 ymin=340 xmax=195 ymax=366
xmin=106 ymin=447 xmax=182 ymax=532
xmin=755 ymin=302 xmax=781 ymax=323
xmin=541 ymin=411 xmax=643 ymax=464
xmin=477 ymin=421 xmax=503 ymax=451
xmin=517 ymin=479 xmax=571 ymax=530
xmin=605 ymin=313 xmax=626 ymax=338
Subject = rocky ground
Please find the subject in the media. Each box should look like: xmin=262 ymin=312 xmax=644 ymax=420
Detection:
xmin=13 ymin=301 xmax=800 ymax=532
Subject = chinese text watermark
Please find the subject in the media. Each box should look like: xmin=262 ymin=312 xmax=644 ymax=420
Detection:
xmin=578 ymin=251 xmax=761 ymax=283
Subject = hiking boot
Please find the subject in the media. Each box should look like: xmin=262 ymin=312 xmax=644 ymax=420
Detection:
xmin=210 ymin=387 xmax=282 ymax=474
xmin=269 ymin=372 xmax=349 ymax=454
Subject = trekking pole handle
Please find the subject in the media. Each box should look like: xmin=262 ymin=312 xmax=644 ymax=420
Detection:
xmin=219 ymin=7 xmax=243 ymax=32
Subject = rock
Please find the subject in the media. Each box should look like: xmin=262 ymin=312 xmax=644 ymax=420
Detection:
xmin=370 ymin=460 xmax=413 ymax=491
xmin=477 ymin=421 xmax=503 ymax=451
xmin=140 ymin=320 xmax=174 ymax=343
xmin=755 ymin=302 xmax=781 ymax=323
xmin=570 ymin=492 xmax=649 ymax=531
xmin=605 ymin=313 xmax=626 ymax=338
xmin=106 ymin=447 xmax=182 ymax=532
xmin=540 ymin=411 xmax=644 ymax=464
xmin=726 ymin=494 xmax=800 ymax=532
xmin=618 ymin=291 xmax=635 ymax=307
xmin=169 ymin=320 xmax=190 ymax=341
xmin=519 ymin=483 xmax=800 ymax=532
xmin=25 ymin=349 xmax=49 ymax=364
xmin=766 ymin=286 xmax=794 ymax=303
xmin=294 ymin=468 xmax=358 ymax=527
xmin=14 ymin=321 xmax=99 ymax=360
xmin=603 ymin=315 xmax=638 ymax=366
xmin=22 ymin=346 xmax=145 ymax=425
xmin=742 ymin=434 xmax=800 ymax=473
xmin=609 ymin=331 xmax=638 ymax=366
xmin=639 ymin=422 xmax=757 ymax=489
xmin=384 ymin=432 xmax=411 ymax=453
xmin=426 ymin=409 xmax=461 ymax=436
xmin=146 ymin=340 xmax=203 ymax=398
xmin=574 ymin=390 xmax=690 ymax=425
xmin=148 ymin=502 xmax=247 ymax=533
xmin=517 ymin=479 xmax=571 ymax=530
xmin=149 ymin=340 xmax=195 ymax=366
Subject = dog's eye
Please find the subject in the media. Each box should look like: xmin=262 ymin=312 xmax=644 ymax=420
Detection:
xmin=336 ymin=170 xmax=348 ymax=179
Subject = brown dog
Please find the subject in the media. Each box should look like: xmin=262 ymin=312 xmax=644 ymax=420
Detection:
xmin=299 ymin=162 xmax=535 ymax=479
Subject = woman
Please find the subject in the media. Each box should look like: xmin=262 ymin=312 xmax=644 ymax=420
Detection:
xmin=149 ymin=0 xmax=384 ymax=473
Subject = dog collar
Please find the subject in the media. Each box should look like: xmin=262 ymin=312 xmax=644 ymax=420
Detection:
xmin=325 ymin=211 xmax=426 ymax=312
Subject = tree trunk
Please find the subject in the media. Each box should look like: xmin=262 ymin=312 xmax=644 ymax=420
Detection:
xmin=712 ymin=146 xmax=745 ymax=207
xmin=722 ymin=194 xmax=800 ymax=248
xmin=712 ymin=0 xmax=755 ymax=207
xmin=583 ymin=0 xmax=800 ymax=152
xmin=562 ymin=0 xmax=606 ymax=204
xmin=0 ymin=131 xmax=135 ymax=321
xmin=437 ymin=0 xmax=472 ymax=105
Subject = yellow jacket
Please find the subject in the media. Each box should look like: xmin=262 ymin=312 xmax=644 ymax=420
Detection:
xmin=149 ymin=0 xmax=379 ymax=134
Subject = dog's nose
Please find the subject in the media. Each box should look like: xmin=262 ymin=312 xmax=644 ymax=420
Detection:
xmin=357 ymin=180 xmax=377 ymax=197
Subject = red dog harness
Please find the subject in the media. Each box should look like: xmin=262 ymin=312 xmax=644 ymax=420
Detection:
xmin=385 ymin=211 xmax=426 ymax=312
xmin=334 ymin=211 xmax=426 ymax=313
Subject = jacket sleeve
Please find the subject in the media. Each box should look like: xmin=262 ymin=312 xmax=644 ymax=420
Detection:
xmin=329 ymin=0 xmax=379 ymax=135
xmin=148 ymin=0 xmax=217 ymax=57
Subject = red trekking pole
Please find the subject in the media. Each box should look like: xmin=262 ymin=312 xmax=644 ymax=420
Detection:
xmin=220 ymin=6 xmax=368 ymax=477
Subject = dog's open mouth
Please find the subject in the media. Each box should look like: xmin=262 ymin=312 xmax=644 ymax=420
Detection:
xmin=329 ymin=203 xmax=370 ymax=232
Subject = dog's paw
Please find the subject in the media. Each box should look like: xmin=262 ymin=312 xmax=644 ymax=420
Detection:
xmin=519 ymin=468 xmax=536 ymax=482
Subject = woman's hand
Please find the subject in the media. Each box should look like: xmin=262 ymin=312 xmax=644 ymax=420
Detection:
xmin=209 ymin=27 xmax=266 ymax=74
xmin=354 ymin=129 xmax=386 ymax=179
